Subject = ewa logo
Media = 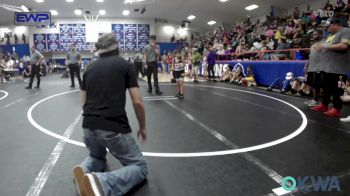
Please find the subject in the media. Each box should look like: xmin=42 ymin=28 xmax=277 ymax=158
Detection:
xmin=313 ymin=9 xmax=334 ymax=18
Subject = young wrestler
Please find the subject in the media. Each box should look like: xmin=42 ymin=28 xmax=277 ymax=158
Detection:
xmin=172 ymin=50 xmax=185 ymax=99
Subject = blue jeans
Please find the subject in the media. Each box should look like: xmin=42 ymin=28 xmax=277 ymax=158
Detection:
xmin=81 ymin=129 xmax=148 ymax=196
xmin=269 ymin=78 xmax=291 ymax=92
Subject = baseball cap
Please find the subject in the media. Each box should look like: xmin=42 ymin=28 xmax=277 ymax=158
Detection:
xmin=320 ymin=17 xmax=348 ymax=27
xmin=95 ymin=33 xmax=119 ymax=54
xmin=286 ymin=72 xmax=294 ymax=80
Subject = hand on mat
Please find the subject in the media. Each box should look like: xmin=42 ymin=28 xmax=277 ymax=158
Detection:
xmin=137 ymin=129 xmax=147 ymax=143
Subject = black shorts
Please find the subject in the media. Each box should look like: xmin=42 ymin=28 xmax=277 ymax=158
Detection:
xmin=174 ymin=70 xmax=185 ymax=80
xmin=306 ymin=72 xmax=322 ymax=89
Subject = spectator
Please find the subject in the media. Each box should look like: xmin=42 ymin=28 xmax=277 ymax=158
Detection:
xmin=305 ymin=30 xmax=324 ymax=107
xmin=220 ymin=66 xmax=233 ymax=82
xmin=229 ymin=66 xmax=244 ymax=84
xmin=324 ymin=0 xmax=334 ymax=11
xmin=335 ymin=0 xmax=346 ymax=12
xmin=293 ymin=7 xmax=301 ymax=19
xmin=271 ymin=38 xmax=290 ymax=60
xmin=133 ymin=50 xmax=144 ymax=78
xmin=285 ymin=20 xmax=296 ymax=38
xmin=311 ymin=17 xmax=350 ymax=117
xmin=207 ymin=43 xmax=217 ymax=81
xmin=202 ymin=51 xmax=208 ymax=80
xmin=267 ymin=72 xmax=295 ymax=94
xmin=161 ymin=52 xmax=168 ymax=73
xmin=22 ymin=33 xmax=26 ymax=44
xmin=240 ymin=65 xmax=256 ymax=86
xmin=275 ymin=26 xmax=286 ymax=41
xmin=191 ymin=48 xmax=202 ymax=83
xmin=0 ymin=56 xmax=4 ymax=84
xmin=340 ymin=79 xmax=350 ymax=122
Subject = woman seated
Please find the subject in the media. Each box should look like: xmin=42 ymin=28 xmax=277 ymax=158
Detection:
xmin=271 ymin=38 xmax=290 ymax=60
xmin=240 ymin=65 xmax=256 ymax=87
xmin=229 ymin=66 xmax=244 ymax=84
xmin=220 ymin=66 xmax=233 ymax=82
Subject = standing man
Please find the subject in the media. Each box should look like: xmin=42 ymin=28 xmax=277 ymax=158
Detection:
xmin=134 ymin=49 xmax=144 ymax=78
xmin=66 ymin=45 xmax=82 ymax=88
xmin=73 ymin=33 xmax=148 ymax=196
xmin=311 ymin=17 xmax=350 ymax=117
xmin=14 ymin=34 xmax=18 ymax=45
xmin=144 ymin=35 xmax=163 ymax=95
xmin=304 ymin=30 xmax=324 ymax=107
xmin=192 ymin=48 xmax=202 ymax=83
xmin=207 ymin=43 xmax=217 ymax=82
xmin=25 ymin=46 xmax=44 ymax=89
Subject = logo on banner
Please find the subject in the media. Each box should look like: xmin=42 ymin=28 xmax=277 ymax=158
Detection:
xmin=313 ymin=9 xmax=334 ymax=18
xmin=282 ymin=176 xmax=341 ymax=193
xmin=15 ymin=12 xmax=51 ymax=26
xmin=233 ymin=63 xmax=246 ymax=76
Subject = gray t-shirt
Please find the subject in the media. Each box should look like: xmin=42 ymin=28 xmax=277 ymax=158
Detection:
xmin=30 ymin=50 xmax=44 ymax=65
xmin=143 ymin=44 xmax=160 ymax=62
xmin=307 ymin=42 xmax=323 ymax=72
xmin=320 ymin=28 xmax=350 ymax=74
xmin=67 ymin=51 xmax=81 ymax=64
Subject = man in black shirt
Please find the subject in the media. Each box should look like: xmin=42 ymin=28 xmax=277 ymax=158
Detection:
xmin=73 ymin=33 xmax=148 ymax=196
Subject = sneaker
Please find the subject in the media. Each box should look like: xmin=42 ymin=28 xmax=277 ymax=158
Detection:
xmin=73 ymin=166 xmax=86 ymax=196
xmin=70 ymin=85 xmax=75 ymax=88
xmin=175 ymin=94 xmax=180 ymax=98
xmin=155 ymin=91 xmax=163 ymax=95
xmin=83 ymin=173 xmax=105 ymax=196
xmin=311 ymin=104 xmax=328 ymax=112
xmin=323 ymin=108 xmax=341 ymax=118
xmin=147 ymin=89 xmax=152 ymax=93
xmin=340 ymin=116 xmax=350 ymax=122
xmin=304 ymin=100 xmax=313 ymax=105
xmin=305 ymin=100 xmax=319 ymax=107
xmin=35 ymin=86 xmax=40 ymax=89
xmin=178 ymin=94 xmax=184 ymax=100
xmin=25 ymin=86 xmax=32 ymax=89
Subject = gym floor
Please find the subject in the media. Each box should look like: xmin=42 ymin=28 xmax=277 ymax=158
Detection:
xmin=0 ymin=74 xmax=350 ymax=196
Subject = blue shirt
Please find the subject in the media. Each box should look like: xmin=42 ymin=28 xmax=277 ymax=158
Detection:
xmin=207 ymin=50 xmax=217 ymax=65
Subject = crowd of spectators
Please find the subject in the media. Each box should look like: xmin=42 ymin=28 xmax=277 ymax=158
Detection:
xmin=171 ymin=0 xmax=350 ymax=61
xmin=0 ymin=50 xmax=46 ymax=84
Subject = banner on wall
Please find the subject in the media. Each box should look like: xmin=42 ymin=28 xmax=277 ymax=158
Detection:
xmin=72 ymin=24 xmax=86 ymax=34
xmin=60 ymin=24 xmax=86 ymax=51
xmin=138 ymin=24 xmax=150 ymax=51
xmin=124 ymin=24 xmax=137 ymax=51
xmin=73 ymin=33 xmax=86 ymax=51
xmin=60 ymin=24 xmax=73 ymax=33
xmin=33 ymin=34 xmax=47 ymax=52
xmin=60 ymin=33 xmax=73 ymax=51
xmin=47 ymin=33 xmax=60 ymax=52
xmin=85 ymin=42 xmax=96 ymax=51
xmin=112 ymin=24 xmax=125 ymax=50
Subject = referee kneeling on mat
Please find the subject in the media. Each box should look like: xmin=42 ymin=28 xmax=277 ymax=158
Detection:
xmin=73 ymin=33 xmax=148 ymax=196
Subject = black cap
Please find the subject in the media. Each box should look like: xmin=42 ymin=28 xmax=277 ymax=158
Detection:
xmin=330 ymin=17 xmax=348 ymax=27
